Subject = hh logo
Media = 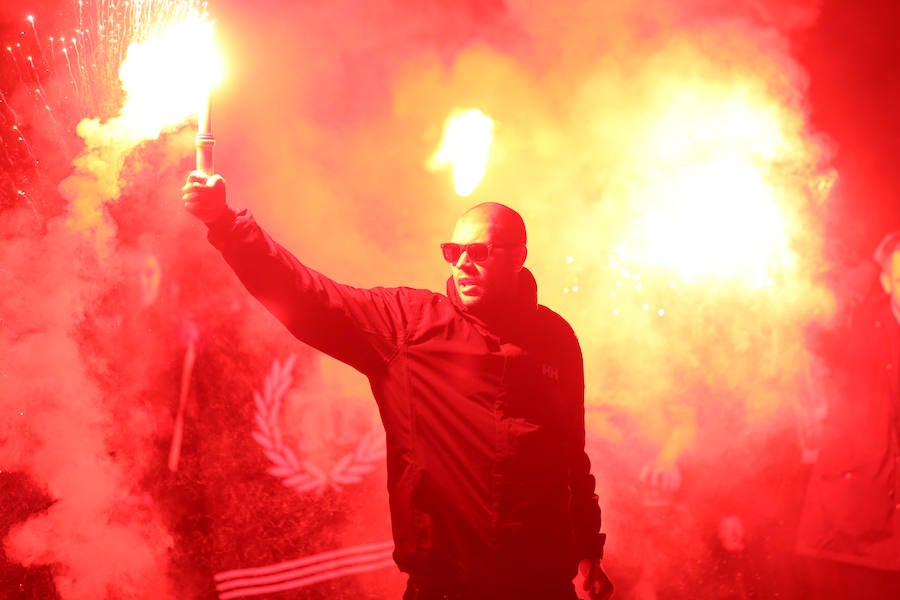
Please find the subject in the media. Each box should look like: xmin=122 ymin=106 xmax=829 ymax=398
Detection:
xmin=541 ymin=363 xmax=560 ymax=382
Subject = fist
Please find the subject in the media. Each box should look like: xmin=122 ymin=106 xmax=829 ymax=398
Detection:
xmin=182 ymin=170 xmax=227 ymax=223
xmin=577 ymin=558 xmax=614 ymax=600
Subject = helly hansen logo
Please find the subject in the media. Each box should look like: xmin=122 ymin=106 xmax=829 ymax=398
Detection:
xmin=541 ymin=363 xmax=560 ymax=382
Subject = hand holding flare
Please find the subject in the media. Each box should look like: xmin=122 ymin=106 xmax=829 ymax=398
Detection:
xmin=182 ymin=47 xmax=227 ymax=222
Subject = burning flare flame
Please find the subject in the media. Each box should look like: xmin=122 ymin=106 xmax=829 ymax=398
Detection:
xmin=63 ymin=13 xmax=224 ymax=251
xmin=119 ymin=17 xmax=224 ymax=141
xmin=429 ymin=108 xmax=494 ymax=197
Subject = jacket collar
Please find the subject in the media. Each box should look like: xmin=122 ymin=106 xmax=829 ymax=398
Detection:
xmin=446 ymin=268 xmax=539 ymax=332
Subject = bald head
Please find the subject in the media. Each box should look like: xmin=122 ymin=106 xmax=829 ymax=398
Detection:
xmin=457 ymin=202 xmax=527 ymax=247
xmin=448 ymin=202 xmax=528 ymax=312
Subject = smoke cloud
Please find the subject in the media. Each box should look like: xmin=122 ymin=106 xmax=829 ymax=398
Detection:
xmin=1 ymin=0 xmax=867 ymax=597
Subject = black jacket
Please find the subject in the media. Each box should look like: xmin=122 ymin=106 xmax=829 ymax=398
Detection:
xmin=208 ymin=208 xmax=605 ymax=590
xmin=798 ymin=295 xmax=900 ymax=570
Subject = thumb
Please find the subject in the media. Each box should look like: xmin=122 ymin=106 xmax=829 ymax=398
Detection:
xmin=206 ymin=173 xmax=226 ymax=188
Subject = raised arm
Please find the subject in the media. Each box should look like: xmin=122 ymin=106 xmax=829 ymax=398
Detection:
xmin=182 ymin=171 xmax=405 ymax=375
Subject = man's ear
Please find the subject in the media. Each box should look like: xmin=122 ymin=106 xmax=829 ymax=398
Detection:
xmin=881 ymin=272 xmax=891 ymax=294
xmin=513 ymin=246 xmax=528 ymax=270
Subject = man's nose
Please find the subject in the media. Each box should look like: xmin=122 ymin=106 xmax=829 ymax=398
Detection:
xmin=455 ymin=250 xmax=474 ymax=269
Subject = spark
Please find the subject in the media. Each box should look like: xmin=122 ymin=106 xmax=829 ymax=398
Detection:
xmin=62 ymin=46 xmax=79 ymax=95
xmin=26 ymin=14 xmax=46 ymax=71
xmin=26 ymin=56 xmax=42 ymax=84
xmin=48 ymin=37 xmax=58 ymax=76
xmin=17 ymin=188 xmax=40 ymax=217
xmin=6 ymin=45 xmax=22 ymax=81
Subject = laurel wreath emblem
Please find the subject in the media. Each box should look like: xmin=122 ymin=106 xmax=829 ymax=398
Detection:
xmin=251 ymin=354 xmax=386 ymax=494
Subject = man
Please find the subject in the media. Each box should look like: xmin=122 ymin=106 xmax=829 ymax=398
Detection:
xmin=796 ymin=231 xmax=900 ymax=599
xmin=182 ymin=171 xmax=613 ymax=600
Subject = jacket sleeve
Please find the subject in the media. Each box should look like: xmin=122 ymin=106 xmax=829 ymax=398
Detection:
xmin=207 ymin=208 xmax=405 ymax=375
xmin=566 ymin=332 xmax=606 ymax=560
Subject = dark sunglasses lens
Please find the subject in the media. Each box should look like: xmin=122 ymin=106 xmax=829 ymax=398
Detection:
xmin=442 ymin=243 xmax=492 ymax=263
xmin=442 ymin=244 xmax=462 ymax=263
xmin=467 ymin=244 xmax=490 ymax=261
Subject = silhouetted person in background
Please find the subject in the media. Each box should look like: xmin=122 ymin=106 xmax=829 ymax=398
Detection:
xmin=797 ymin=231 xmax=900 ymax=600
xmin=181 ymin=170 xmax=614 ymax=600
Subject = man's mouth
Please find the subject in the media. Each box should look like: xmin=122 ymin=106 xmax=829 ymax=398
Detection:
xmin=458 ymin=278 xmax=479 ymax=293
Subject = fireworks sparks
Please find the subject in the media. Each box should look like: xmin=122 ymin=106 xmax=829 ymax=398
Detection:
xmin=1 ymin=0 xmax=220 ymax=216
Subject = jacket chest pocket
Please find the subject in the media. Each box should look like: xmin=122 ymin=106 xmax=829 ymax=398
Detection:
xmin=816 ymin=454 xmax=896 ymax=539
xmin=502 ymin=349 xmax=563 ymax=426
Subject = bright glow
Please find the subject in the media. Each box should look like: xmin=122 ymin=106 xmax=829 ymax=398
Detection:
xmin=429 ymin=108 xmax=494 ymax=197
xmin=618 ymin=88 xmax=800 ymax=286
xmin=118 ymin=17 xmax=224 ymax=141
xmin=63 ymin=7 xmax=226 ymax=250
xmin=638 ymin=157 xmax=790 ymax=285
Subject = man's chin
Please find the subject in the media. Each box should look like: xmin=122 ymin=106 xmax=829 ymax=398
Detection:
xmin=458 ymin=291 xmax=483 ymax=308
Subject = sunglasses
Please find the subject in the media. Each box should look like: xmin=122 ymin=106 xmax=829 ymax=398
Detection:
xmin=440 ymin=242 xmax=521 ymax=264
